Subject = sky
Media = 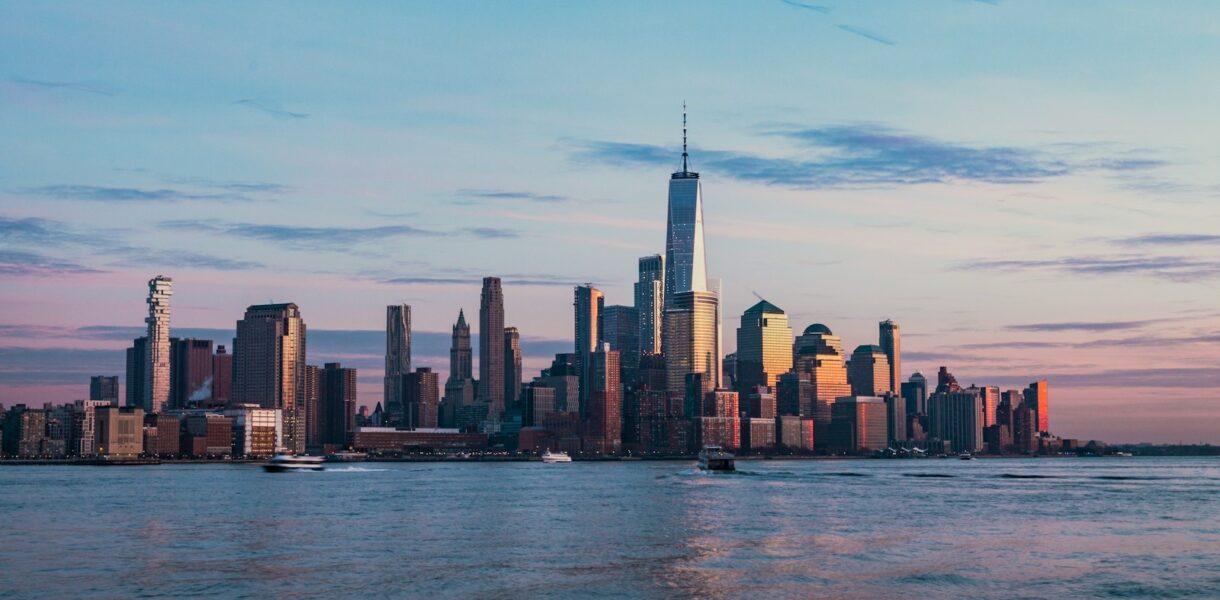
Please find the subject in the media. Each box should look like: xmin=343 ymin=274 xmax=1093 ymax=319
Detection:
xmin=2 ymin=1 xmax=1219 ymax=443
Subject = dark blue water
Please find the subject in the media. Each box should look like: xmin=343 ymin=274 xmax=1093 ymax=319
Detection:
xmin=2 ymin=457 xmax=1218 ymax=599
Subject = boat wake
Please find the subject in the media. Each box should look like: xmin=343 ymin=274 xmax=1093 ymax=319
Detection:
xmin=326 ymin=466 xmax=389 ymax=473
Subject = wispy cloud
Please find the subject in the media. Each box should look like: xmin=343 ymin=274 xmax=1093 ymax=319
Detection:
xmin=382 ymin=272 xmax=599 ymax=287
xmin=779 ymin=0 xmax=831 ymax=14
xmin=456 ymin=189 xmax=569 ymax=204
xmin=161 ymin=219 xmax=440 ymax=248
xmin=22 ymin=184 xmax=258 ymax=203
xmin=0 ymin=250 xmax=106 ymax=276
xmin=463 ymin=227 xmax=521 ymax=239
xmin=1007 ymin=320 xmax=1154 ymax=333
xmin=960 ymin=254 xmax=1220 ymax=282
xmin=8 ymin=77 xmax=115 ymax=96
xmin=233 ymin=99 xmax=308 ymax=119
xmin=836 ymin=25 xmax=895 ymax=46
xmin=570 ymin=122 xmax=1162 ymax=189
xmin=1112 ymin=233 xmax=1220 ymax=247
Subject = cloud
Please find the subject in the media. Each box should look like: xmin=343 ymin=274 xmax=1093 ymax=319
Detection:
xmin=382 ymin=273 xmax=598 ymax=287
xmin=110 ymin=250 xmax=264 ymax=271
xmin=22 ymin=184 xmax=256 ymax=203
xmin=778 ymin=0 xmax=831 ymax=13
xmin=0 ymin=250 xmax=106 ymax=276
xmin=233 ymin=99 xmax=308 ymax=119
xmin=463 ymin=227 xmax=521 ymax=239
xmin=457 ymin=189 xmax=569 ymax=204
xmin=160 ymin=219 xmax=440 ymax=248
xmin=836 ymin=25 xmax=895 ymax=46
xmin=960 ymin=254 xmax=1220 ymax=282
xmin=1007 ymin=320 xmax=1154 ymax=333
xmin=1112 ymin=234 xmax=1220 ymax=247
xmin=570 ymin=122 xmax=1162 ymax=189
xmin=968 ymin=368 xmax=1220 ymax=389
xmin=8 ymin=77 xmax=115 ymax=96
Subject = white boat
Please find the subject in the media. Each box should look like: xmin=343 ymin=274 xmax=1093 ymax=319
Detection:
xmin=541 ymin=450 xmax=572 ymax=463
xmin=959 ymin=452 xmax=975 ymax=460
xmin=698 ymin=445 xmax=735 ymax=472
xmin=262 ymin=451 xmax=325 ymax=472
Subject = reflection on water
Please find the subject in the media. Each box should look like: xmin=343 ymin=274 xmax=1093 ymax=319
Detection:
xmin=2 ymin=458 xmax=1219 ymax=599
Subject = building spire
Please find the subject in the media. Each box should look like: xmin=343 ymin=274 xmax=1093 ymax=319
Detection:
xmin=682 ymin=101 xmax=689 ymax=174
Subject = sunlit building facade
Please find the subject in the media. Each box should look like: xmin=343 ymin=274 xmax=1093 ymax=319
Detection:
xmin=233 ymin=303 xmax=308 ymax=453
xmin=735 ymin=300 xmax=793 ymax=393
xmin=848 ymin=345 xmax=891 ymax=397
xmin=144 ymin=275 xmax=172 ymax=414
xmin=635 ymin=254 xmax=664 ymax=355
xmin=879 ymin=319 xmax=901 ymax=394
xmin=663 ymin=290 xmax=721 ymax=396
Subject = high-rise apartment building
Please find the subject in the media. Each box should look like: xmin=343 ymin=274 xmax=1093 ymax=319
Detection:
xmin=735 ymin=300 xmax=793 ymax=393
xmin=479 ymin=278 xmax=505 ymax=418
xmin=319 ymin=362 xmax=357 ymax=448
xmin=574 ymin=284 xmax=604 ymax=415
xmin=504 ymin=327 xmax=522 ymax=409
xmin=384 ymin=304 xmax=412 ymax=425
xmin=403 ymin=367 xmax=440 ymax=430
xmin=663 ymin=290 xmax=720 ymax=397
xmin=232 ymin=303 xmax=308 ymax=453
xmin=879 ymin=319 xmax=901 ymax=394
xmin=89 ymin=376 xmax=118 ymax=404
xmin=125 ymin=337 xmax=147 ymax=408
xmin=584 ymin=343 xmax=621 ymax=454
xmin=144 ymin=275 xmax=172 ymax=414
xmin=600 ymin=305 xmax=640 ymax=375
xmin=170 ymin=338 xmax=214 ymax=409
xmin=928 ymin=388 xmax=985 ymax=453
xmin=635 ymin=254 xmax=664 ymax=354
xmin=848 ymin=345 xmax=891 ymax=397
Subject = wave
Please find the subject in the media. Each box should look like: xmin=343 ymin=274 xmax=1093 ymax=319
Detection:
xmin=326 ymin=466 xmax=389 ymax=473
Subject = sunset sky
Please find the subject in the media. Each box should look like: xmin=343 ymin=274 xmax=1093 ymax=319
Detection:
xmin=2 ymin=1 xmax=1219 ymax=443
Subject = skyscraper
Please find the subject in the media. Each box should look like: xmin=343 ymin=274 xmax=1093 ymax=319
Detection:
xmin=212 ymin=345 xmax=232 ymax=407
xmin=600 ymin=305 xmax=640 ymax=375
xmin=232 ymin=303 xmax=308 ymax=453
xmin=144 ymin=276 xmax=172 ymax=414
xmin=479 ymin=278 xmax=505 ymax=418
xmin=89 ymin=376 xmax=118 ymax=404
xmin=574 ymin=284 xmax=604 ymax=414
xmin=902 ymin=372 xmax=928 ymax=417
xmin=584 ymin=343 xmax=622 ymax=454
xmin=635 ymin=254 xmax=664 ymax=354
xmin=319 ymin=362 xmax=356 ymax=449
xmin=170 ymin=338 xmax=214 ymax=409
xmin=879 ymin=319 xmax=901 ymax=394
xmin=663 ymin=109 xmax=708 ymax=307
xmin=735 ymin=300 xmax=793 ymax=393
xmin=504 ymin=327 xmax=522 ymax=409
xmin=848 ymin=345 xmax=891 ymax=397
xmin=663 ymin=290 xmax=720 ymax=396
xmin=1025 ymin=380 xmax=1049 ymax=433
xmin=125 ymin=337 xmax=147 ymax=408
xmin=789 ymin=324 xmax=853 ymax=448
xmin=403 ymin=367 xmax=441 ymax=430
xmin=449 ymin=309 xmax=472 ymax=382
xmin=384 ymin=304 xmax=412 ymax=425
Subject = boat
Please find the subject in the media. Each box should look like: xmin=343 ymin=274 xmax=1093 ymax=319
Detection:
xmin=325 ymin=451 xmax=368 ymax=462
xmin=959 ymin=452 xmax=975 ymax=460
xmin=698 ymin=445 xmax=736 ymax=472
xmin=541 ymin=450 xmax=572 ymax=463
xmin=262 ymin=451 xmax=325 ymax=472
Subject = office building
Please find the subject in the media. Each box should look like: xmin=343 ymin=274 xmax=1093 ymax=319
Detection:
xmin=232 ymin=303 xmax=308 ymax=453
xmin=901 ymin=372 xmax=928 ymax=417
xmin=574 ymin=284 xmax=604 ymax=417
xmin=212 ymin=345 xmax=232 ymax=407
xmin=635 ymin=254 xmax=664 ymax=355
xmin=663 ymin=109 xmax=708 ymax=307
xmin=928 ymin=388 xmax=985 ymax=454
xmin=504 ymin=327 xmax=522 ymax=409
xmin=1025 ymin=380 xmax=1049 ymax=433
xmin=144 ymin=275 xmax=172 ymax=414
xmin=479 ymin=277 xmax=506 ymax=418
xmin=735 ymin=300 xmax=793 ymax=393
xmin=600 ymin=305 xmax=640 ymax=375
xmin=319 ymin=362 xmax=357 ymax=448
xmin=879 ymin=319 xmax=901 ymax=394
xmin=180 ymin=414 xmax=232 ymax=457
xmin=89 ymin=376 xmax=118 ymax=404
xmin=171 ymin=338 xmax=214 ymax=409
xmin=789 ymin=324 xmax=852 ymax=448
xmin=384 ymin=304 xmax=412 ymax=425
xmin=848 ymin=345 xmax=891 ymax=397
xmin=663 ymin=290 xmax=721 ymax=396
xmin=830 ymin=396 xmax=888 ymax=453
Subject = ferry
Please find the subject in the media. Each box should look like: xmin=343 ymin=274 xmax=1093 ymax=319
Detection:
xmin=262 ymin=451 xmax=325 ymax=472
xmin=541 ymin=450 xmax=572 ymax=464
xmin=698 ymin=445 xmax=736 ymax=472
xmin=959 ymin=452 xmax=975 ymax=460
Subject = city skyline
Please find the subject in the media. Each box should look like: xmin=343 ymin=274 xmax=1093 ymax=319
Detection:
xmin=3 ymin=2 xmax=1220 ymax=444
